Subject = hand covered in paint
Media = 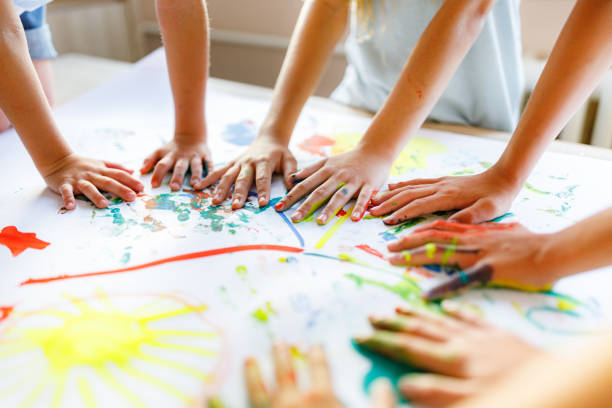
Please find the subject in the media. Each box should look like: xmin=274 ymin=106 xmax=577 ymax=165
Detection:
xmin=244 ymin=343 xmax=343 ymax=408
xmin=42 ymin=153 xmax=144 ymax=210
xmin=387 ymin=220 xmax=559 ymax=299
xmin=355 ymin=302 xmax=539 ymax=407
xmin=370 ymin=167 xmax=522 ymax=225
xmin=275 ymin=147 xmax=390 ymax=224
xmin=196 ymin=136 xmax=297 ymax=209
xmin=141 ymin=137 xmax=212 ymax=190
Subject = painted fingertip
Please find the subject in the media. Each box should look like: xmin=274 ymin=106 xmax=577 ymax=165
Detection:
xmin=398 ymin=374 xmax=424 ymax=391
xmin=258 ymin=195 xmax=266 ymax=206
xmin=274 ymin=201 xmax=284 ymax=211
xmin=440 ymin=299 xmax=460 ymax=311
xmin=291 ymin=212 xmax=302 ymax=223
xmin=244 ymin=356 xmax=256 ymax=366
xmin=317 ymin=215 xmax=328 ymax=225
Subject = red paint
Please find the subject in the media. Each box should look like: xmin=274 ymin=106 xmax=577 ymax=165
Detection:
xmin=416 ymin=90 xmax=423 ymax=99
xmin=414 ymin=220 xmax=518 ymax=234
xmin=353 ymin=190 xmax=378 ymax=221
xmin=356 ymin=244 xmax=384 ymax=259
xmin=298 ymin=135 xmax=335 ymax=157
xmin=336 ymin=209 xmax=347 ymax=217
xmin=21 ymin=245 xmax=304 ymax=286
xmin=0 ymin=306 xmax=13 ymax=322
xmin=0 ymin=226 xmax=50 ymax=257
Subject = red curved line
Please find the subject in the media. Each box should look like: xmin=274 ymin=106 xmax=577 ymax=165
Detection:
xmin=21 ymin=245 xmax=304 ymax=286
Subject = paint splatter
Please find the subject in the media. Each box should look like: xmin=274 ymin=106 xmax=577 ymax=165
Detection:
xmin=278 ymin=256 xmax=298 ymax=264
xmin=0 ymin=226 xmax=50 ymax=257
xmin=378 ymin=217 xmax=427 ymax=241
xmin=0 ymin=292 xmax=223 ymax=407
xmin=345 ymin=273 xmax=428 ymax=309
xmin=221 ymin=120 xmax=257 ymax=145
xmin=355 ymin=245 xmax=384 ymax=259
xmin=251 ymin=302 xmax=276 ymax=323
xmin=315 ymin=207 xmax=354 ymax=249
xmin=524 ymin=183 xmax=551 ymax=195
xmin=0 ymin=306 xmax=13 ymax=322
xmin=298 ymin=135 xmax=335 ymax=156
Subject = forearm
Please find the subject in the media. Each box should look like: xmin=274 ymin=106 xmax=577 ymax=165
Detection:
xmin=156 ymin=0 xmax=209 ymax=141
xmin=0 ymin=1 xmax=71 ymax=173
xmin=496 ymin=0 xmax=612 ymax=185
xmin=260 ymin=0 xmax=349 ymax=144
xmin=359 ymin=0 xmax=498 ymax=159
xmin=540 ymin=207 xmax=612 ymax=281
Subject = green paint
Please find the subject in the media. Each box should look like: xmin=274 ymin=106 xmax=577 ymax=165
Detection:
xmin=200 ymin=209 xmax=225 ymax=232
xmin=391 ymin=202 xmax=399 ymax=206
xmin=207 ymin=397 xmax=226 ymax=408
xmin=251 ymin=302 xmax=276 ymax=323
xmin=236 ymin=265 xmax=247 ymax=281
xmin=441 ymin=237 xmax=457 ymax=265
xmin=338 ymin=253 xmax=369 ymax=267
xmin=238 ymin=212 xmax=250 ymax=223
xmin=120 ymin=252 xmax=131 ymax=265
xmin=450 ymin=169 xmax=476 ymax=176
xmin=389 ymin=217 xmax=427 ymax=235
xmin=524 ymin=182 xmax=551 ymax=195
xmin=345 ymin=273 xmax=430 ymax=309
xmin=480 ymin=161 xmax=493 ymax=168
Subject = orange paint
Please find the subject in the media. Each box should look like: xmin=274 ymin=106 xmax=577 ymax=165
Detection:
xmin=21 ymin=245 xmax=304 ymax=286
xmin=0 ymin=226 xmax=50 ymax=257
xmin=0 ymin=306 xmax=13 ymax=322
xmin=355 ymin=244 xmax=384 ymax=259
xmin=298 ymin=135 xmax=335 ymax=157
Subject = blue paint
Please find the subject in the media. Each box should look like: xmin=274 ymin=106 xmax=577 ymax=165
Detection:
xmin=424 ymin=264 xmax=459 ymax=276
xmin=278 ymin=210 xmax=305 ymax=247
xmin=490 ymin=212 xmax=515 ymax=222
xmin=378 ymin=231 xmax=397 ymax=241
xmin=221 ymin=120 xmax=257 ymax=146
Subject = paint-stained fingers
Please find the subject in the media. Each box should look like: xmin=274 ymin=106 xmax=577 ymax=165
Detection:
xmin=59 ymin=183 xmax=76 ymax=210
xmin=368 ymin=315 xmax=451 ymax=342
xmin=291 ymin=159 xmax=326 ymax=181
xmin=282 ymin=153 xmax=298 ymax=190
xmin=387 ymin=243 xmax=480 ymax=268
xmin=273 ymin=343 xmax=297 ymax=391
xmin=387 ymin=177 xmax=442 ymax=190
xmin=383 ymin=195 xmax=455 ymax=225
xmin=352 ymin=185 xmax=375 ymax=222
xmin=151 ymin=155 xmax=174 ymax=188
xmin=244 ymin=357 xmax=271 ymax=408
xmin=189 ymin=156 xmax=204 ymax=186
xmin=212 ymin=165 xmax=241 ymax=205
xmin=316 ymin=183 xmax=357 ymax=225
xmin=370 ymin=187 xmax=405 ymax=206
xmin=354 ymin=331 xmax=457 ymax=374
xmin=414 ymin=220 xmax=483 ymax=234
xmin=448 ymin=198 xmax=500 ymax=225
xmin=276 ymin=167 xmax=327 ymax=213
xmin=76 ymin=179 xmax=109 ymax=208
xmin=440 ymin=300 xmax=486 ymax=327
xmin=370 ymin=188 xmax=436 ymax=216
xmin=369 ymin=378 xmax=396 ymax=408
xmin=195 ymin=163 xmax=232 ymax=190
xmin=103 ymin=160 xmax=134 ymax=174
xmin=422 ymin=264 xmax=494 ymax=301
xmin=387 ymin=231 xmax=469 ymax=252
xmin=255 ymin=161 xmax=274 ymax=207
xmin=103 ymin=169 xmax=144 ymax=193
xmin=291 ymin=176 xmax=340 ymax=223
xmin=308 ymin=344 xmax=333 ymax=393
xmin=169 ymin=158 xmax=189 ymax=191
xmin=140 ymin=150 xmax=161 ymax=174
xmin=232 ymin=165 xmax=255 ymax=209
xmin=89 ymin=174 xmax=137 ymax=203
xmin=398 ymin=374 xmax=479 ymax=407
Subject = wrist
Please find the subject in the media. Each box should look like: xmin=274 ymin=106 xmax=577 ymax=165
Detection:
xmin=536 ymin=230 xmax=581 ymax=281
xmin=257 ymin=128 xmax=291 ymax=146
xmin=488 ymin=161 xmax=527 ymax=192
xmin=38 ymin=150 xmax=75 ymax=178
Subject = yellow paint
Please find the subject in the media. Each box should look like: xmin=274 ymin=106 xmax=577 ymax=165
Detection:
xmin=557 ymin=298 xmax=579 ymax=311
xmin=330 ymin=133 xmax=448 ymax=176
xmin=425 ymin=243 xmax=437 ymax=259
xmin=402 ymin=251 xmax=412 ymax=262
xmin=315 ymin=206 xmax=354 ymax=249
xmin=511 ymin=301 xmax=525 ymax=316
xmin=290 ymin=345 xmax=306 ymax=360
xmin=489 ymin=279 xmax=553 ymax=293
xmin=0 ymin=292 xmax=220 ymax=407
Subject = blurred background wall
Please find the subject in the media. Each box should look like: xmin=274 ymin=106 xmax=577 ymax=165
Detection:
xmin=47 ymin=0 xmax=575 ymax=97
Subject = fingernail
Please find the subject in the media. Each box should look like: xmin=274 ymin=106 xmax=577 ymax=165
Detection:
xmin=399 ymin=374 xmax=424 ymax=390
xmin=317 ymin=214 xmax=328 ymax=224
xmin=127 ymin=192 xmax=136 ymax=201
xmin=259 ymin=195 xmax=266 ymax=205
xmin=441 ymin=299 xmax=460 ymax=311
xmin=353 ymin=335 xmax=370 ymax=344
xmin=291 ymin=212 xmax=302 ymax=222
xmin=233 ymin=199 xmax=240 ymax=207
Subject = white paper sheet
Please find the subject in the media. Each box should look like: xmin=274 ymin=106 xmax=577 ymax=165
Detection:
xmin=1 ymin=49 xmax=612 ymax=407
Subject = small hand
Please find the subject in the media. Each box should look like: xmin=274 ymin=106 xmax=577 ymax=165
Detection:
xmin=355 ymin=301 xmax=539 ymax=407
xmin=275 ymin=147 xmax=389 ymax=224
xmin=43 ymin=153 xmax=144 ymax=210
xmin=386 ymin=220 xmax=557 ymax=299
xmin=141 ymin=137 xmax=212 ymax=190
xmin=244 ymin=343 xmax=343 ymax=408
xmin=195 ymin=136 xmax=297 ymax=209
xmin=370 ymin=167 xmax=521 ymax=225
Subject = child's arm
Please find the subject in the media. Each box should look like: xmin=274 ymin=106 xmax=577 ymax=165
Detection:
xmin=277 ymin=0 xmax=508 ymax=224
xmin=386 ymin=207 xmax=612 ymax=299
xmin=372 ymin=0 xmax=612 ymax=225
xmin=141 ymin=0 xmax=211 ymax=190
xmin=0 ymin=1 xmax=143 ymax=209
xmin=196 ymin=0 xmax=349 ymax=209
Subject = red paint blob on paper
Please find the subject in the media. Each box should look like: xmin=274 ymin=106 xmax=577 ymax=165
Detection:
xmin=0 ymin=306 xmax=13 ymax=322
xmin=298 ymin=135 xmax=335 ymax=157
xmin=0 ymin=226 xmax=50 ymax=257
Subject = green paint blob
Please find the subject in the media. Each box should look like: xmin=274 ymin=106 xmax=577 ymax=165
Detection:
xmin=251 ymin=302 xmax=276 ymax=323
xmin=345 ymin=273 xmax=429 ymax=309
xmin=524 ymin=182 xmax=551 ymax=195
xmin=390 ymin=217 xmax=427 ymax=235
xmin=236 ymin=265 xmax=247 ymax=281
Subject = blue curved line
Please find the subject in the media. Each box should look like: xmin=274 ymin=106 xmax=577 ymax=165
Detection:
xmin=277 ymin=211 xmax=305 ymax=247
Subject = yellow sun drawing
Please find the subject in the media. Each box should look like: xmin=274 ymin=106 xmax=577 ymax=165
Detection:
xmin=0 ymin=291 xmax=227 ymax=408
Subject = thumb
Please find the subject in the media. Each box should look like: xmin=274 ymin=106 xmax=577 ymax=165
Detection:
xmin=449 ymin=198 xmax=498 ymax=224
xmin=282 ymin=153 xmax=298 ymax=190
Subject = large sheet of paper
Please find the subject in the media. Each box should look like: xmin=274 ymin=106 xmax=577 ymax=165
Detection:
xmin=1 ymin=50 xmax=612 ymax=407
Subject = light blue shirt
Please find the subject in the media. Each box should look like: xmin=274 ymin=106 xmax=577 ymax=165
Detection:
xmin=331 ymin=0 xmax=523 ymax=132
xmin=14 ymin=0 xmax=51 ymax=14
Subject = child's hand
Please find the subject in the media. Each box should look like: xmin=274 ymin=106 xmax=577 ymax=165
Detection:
xmin=195 ymin=137 xmax=297 ymax=209
xmin=355 ymin=301 xmax=539 ymax=407
xmin=386 ymin=220 xmax=557 ymax=299
xmin=244 ymin=343 xmax=343 ymax=408
xmin=370 ymin=167 xmax=522 ymax=225
xmin=43 ymin=154 xmax=144 ymax=210
xmin=275 ymin=147 xmax=390 ymax=224
xmin=141 ymin=138 xmax=212 ymax=190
